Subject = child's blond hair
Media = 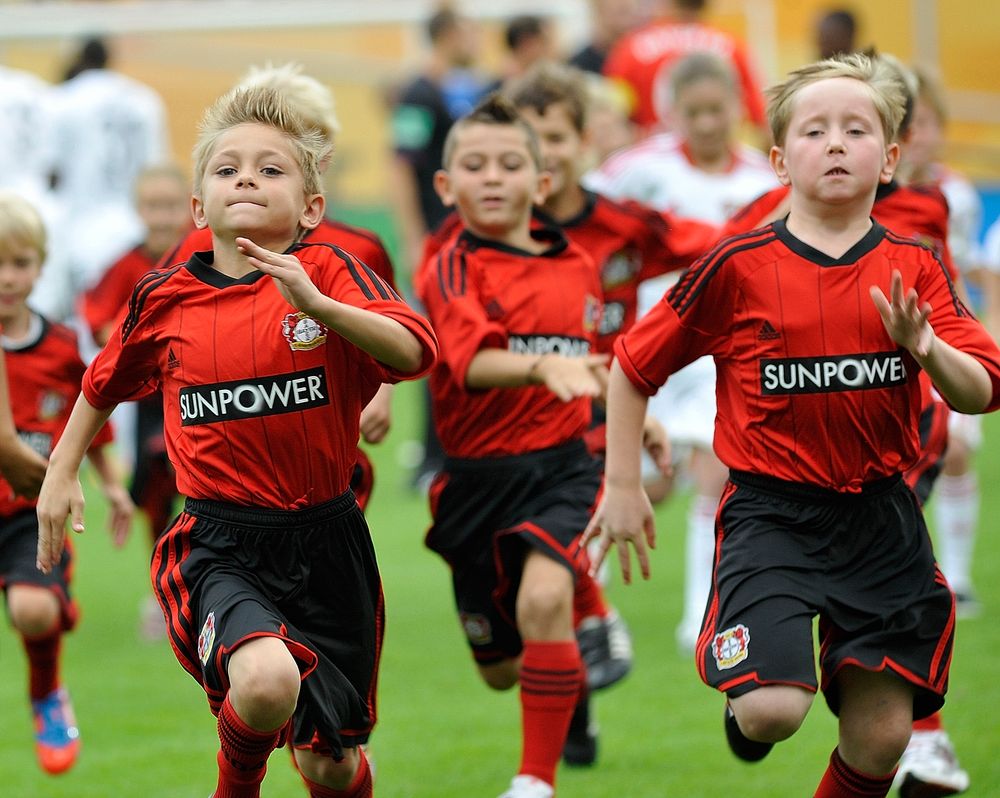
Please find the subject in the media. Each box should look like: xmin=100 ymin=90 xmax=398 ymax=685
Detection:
xmin=766 ymin=53 xmax=906 ymax=147
xmin=237 ymin=62 xmax=340 ymax=144
xmin=192 ymin=84 xmax=328 ymax=197
xmin=505 ymin=62 xmax=590 ymax=134
xmin=0 ymin=191 xmax=47 ymax=263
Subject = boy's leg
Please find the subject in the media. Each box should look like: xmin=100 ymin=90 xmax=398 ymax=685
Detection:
xmin=934 ymin=434 xmax=980 ymax=616
xmin=726 ymin=684 xmax=812 ymax=759
xmin=216 ymin=637 xmax=300 ymax=798
xmin=815 ymin=667 xmax=913 ymax=798
xmin=295 ymin=747 xmax=372 ymax=798
xmin=511 ymin=550 xmax=582 ymax=794
xmin=10 ymin=583 xmax=80 ymax=775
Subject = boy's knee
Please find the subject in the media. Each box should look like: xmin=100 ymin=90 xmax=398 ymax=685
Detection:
xmin=296 ymin=746 xmax=360 ymax=790
xmin=516 ymin=580 xmax=572 ymax=635
xmin=227 ymin=638 xmax=300 ymax=724
xmin=730 ymin=687 xmax=811 ymax=743
xmin=8 ymin=586 xmax=59 ymax=636
xmin=477 ymin=659 xmax=519 ymax=691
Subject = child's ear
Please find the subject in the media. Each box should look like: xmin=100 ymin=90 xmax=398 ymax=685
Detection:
xmin=769 ymin=145 xmax=791 ymax=187
xmin=880 ymin=141 xmax=901 ymax=185
xmin=433 ymin=169 xmax=455 ymax=207
xmin=191 ymin=195 xmax=209 ymax=229
xmin=300 ymin=193 xmax=326 ymax=231
xmin=533 ymin=169 xmax=552 ymax=206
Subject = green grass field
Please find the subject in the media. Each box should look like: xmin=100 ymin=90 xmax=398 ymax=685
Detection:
xmin=1 ymin=378 xmax=999 ymax=798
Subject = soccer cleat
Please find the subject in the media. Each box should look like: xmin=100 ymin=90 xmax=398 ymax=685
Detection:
xmin=724 ymin=703 xmax=772 ymax=763
xmin=893 ymin=730 xmax=970 ymax=797
xmin=562 ymin=693 xmax=598 ymax=766
xmin=576 ymin=609 xmax=633 ymax=691
xmin=497 ymin=774 xmax=555 ymax=798
xmin=32 ymin=686 xmax=80 ymax=774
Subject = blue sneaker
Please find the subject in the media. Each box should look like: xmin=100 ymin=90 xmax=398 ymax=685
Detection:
xmin=32 ymin=686 xmax=80 ymax=774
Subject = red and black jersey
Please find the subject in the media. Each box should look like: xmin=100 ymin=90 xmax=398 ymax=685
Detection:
xmin=721 ymin=182 xmax=957 ymax=280
xmin=80 ymin=245 xmax=158 ymax=341
xmin=83 ymin=243 xmax=437 ymax=508
xmin=161 ymin=217 xmax=399 ymax=290
xmin=420 ymin=195 xmax=717 ymax=354
xmin=535 ymin=191 xmax=718 ymax=353
xmin=418 ymin=227 xmax=602 ymax=459
xmin=616 ymin=219 xmax=1000 ymax=492
xmin=1 ymin=316 xmax=113 ymax=517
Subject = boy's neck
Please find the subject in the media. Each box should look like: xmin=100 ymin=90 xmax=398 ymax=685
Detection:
xmin=211 ymin=233 xmax=298 ymax=278
xmin=0 ymin=307 xmax=36 ymax=344
xmin=541 ymin=182 xmax=588 ymax=223
xmin=464 ymin=220 xmax=545 ymax=254
xmin=784 ymin=199 xmax=875 ymax=259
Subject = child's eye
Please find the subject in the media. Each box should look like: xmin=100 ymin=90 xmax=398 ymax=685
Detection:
xmin=806 ymin=129 xmax=823 ymax=137
xmin=848 ymin=128 xmax=866 ymax=136
xmin=502 ymin=157 xmax=525 ymax=171
xmin=261 ymin=166 xmax=283 ymax=176
xmin=216 ymin=166 xmax=237 ymax=176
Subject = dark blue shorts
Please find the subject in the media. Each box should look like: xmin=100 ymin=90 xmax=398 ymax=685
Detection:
xmin=151 ymin=491 xmax=381 ymax=757
xmin=697 ymin=470 xmax=953 ymax=720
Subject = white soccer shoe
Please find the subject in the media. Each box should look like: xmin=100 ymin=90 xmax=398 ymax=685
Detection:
xmin=893 ymin=729 xmax=970 ymax=797
xmin=497 ymin=774 xmax=555 ymax=798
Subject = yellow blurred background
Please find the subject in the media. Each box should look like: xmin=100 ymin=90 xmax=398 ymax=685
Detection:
xmin=2 ymin=0 xmax=998 ymax=219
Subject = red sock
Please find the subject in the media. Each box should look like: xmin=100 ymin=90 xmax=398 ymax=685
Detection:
xmin=302 ymin=749 xmax=373 ymax=798
xmin=22 ymin=629 xmax=61 ymax=701
xmin=572 ymin=567 xmax=610 ymax=627
xmin=214 ymin=695 xmax=282 ymax=798
xmin=814 ymin=748 xmax=895 ymax=798
xmin=518 ymin=639 xmax=584 ymax=786
xmin=912 ymin=711 xmax=943 ymax=732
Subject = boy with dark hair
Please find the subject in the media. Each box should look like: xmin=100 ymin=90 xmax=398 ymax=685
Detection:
xmin=588 ymin=53 xmax=1000 ymax=798
xmin=37 ymin=84 xmax=437 ymax=798
xmin=0 ymin=190 xmax=132 ymax=775
xmin=418 ymin=93 xmax=610 ymax=798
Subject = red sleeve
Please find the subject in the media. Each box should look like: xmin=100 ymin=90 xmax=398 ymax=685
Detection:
xmin=417 ymin=246 xmax=507 ymax=389
xmin=720 ymin=187 xmax=790 ymax=238
xmin=79 ymin=251 xmax=142 ymax=337
xmin=637 ymin=208 xmax=719 ymax=280
xmin=306 ymin=245 xmax=438 ymax=382
xmin=614 ymin=246 xmax=736 ymax=395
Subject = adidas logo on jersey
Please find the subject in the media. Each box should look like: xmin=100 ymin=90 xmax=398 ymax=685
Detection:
xmin=757 ymin=321 xmax=781 ymax=341
xmin=167 ymin=348 xmax=180 ymax=370
xmin=485 ymin=299 xmax=505 ymax=321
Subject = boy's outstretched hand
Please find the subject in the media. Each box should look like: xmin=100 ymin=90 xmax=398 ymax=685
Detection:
xmin=582 ymin=483 xmax=656 ymax=585
xmin=870 ymin=269 xmax=935 ymax=358
xmin=35 ymin=469 xmax=85 ymax=574
xmin=0 ymin=440 xmax=47 ymax=500
xmin=533 ymin=353 xmax=610 ymax=402
xmin=236 ymin=237 xmax=323 ymax=315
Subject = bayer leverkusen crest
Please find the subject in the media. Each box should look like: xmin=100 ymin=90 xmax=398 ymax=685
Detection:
xmin=713 ymin=624 xmax=751 ymax=670
xmin=282 ymin=312 xmax=328 ymax=351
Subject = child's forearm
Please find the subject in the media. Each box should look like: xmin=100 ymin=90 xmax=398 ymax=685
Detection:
xmin=466 ymin=348 xmax=543 ymax=389
xmin=916 ymin=335 xmax=993 ymax=414
xmin=49 ymin=396 xmax=116 ymax=475
xmin=604 ymin=360 xmax=650 ymax=488
xmin=310 ymin=296 xmax=425 ymax=374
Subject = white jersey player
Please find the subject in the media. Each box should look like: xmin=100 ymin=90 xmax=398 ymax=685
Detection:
xmin=31 ymin=39 xmax=170 ymax=323
xmin=587 ymin=52 xmax=778 ymax=652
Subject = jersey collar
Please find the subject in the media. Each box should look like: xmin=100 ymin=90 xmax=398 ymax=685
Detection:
xmin=773 ymin=217 xmax=887 ymax=267
xmin=458 ymin=225 xmax=570 ymax=257
xmin=186 ymin=250 xmax=270 ymax=288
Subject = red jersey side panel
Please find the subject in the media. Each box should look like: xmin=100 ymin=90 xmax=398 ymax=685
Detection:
xmin=419 ymin=230 xmax=602 ymax=458
xmin=1 ymin=318 xmax=113 ymax=517
xmin=615 ymin=221 xmax=1000 ymax=492
xmin=83 ymin=244 xmax=436 ymax=508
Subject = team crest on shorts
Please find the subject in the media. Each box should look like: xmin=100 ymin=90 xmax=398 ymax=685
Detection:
xmin=713 ymin=624 xmax=751 ymax=670
xmin=460 ymin=612 xmax=493 ymax=646
xmin=197 ymin=611 xmax=216 ymax=666
xmin=282 ymin=312 xmax=328 ymax=351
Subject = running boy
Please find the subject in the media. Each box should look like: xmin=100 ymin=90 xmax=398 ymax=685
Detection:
xmin=417 ymin=94 xmax=609 ymax=798
xmin=588 ymin=53 xmax=1000 ymax=798
xmin=0 ymin=190 xmax=132 ymax=774
xmin=36 ymin=85 xmax=437 ymax=798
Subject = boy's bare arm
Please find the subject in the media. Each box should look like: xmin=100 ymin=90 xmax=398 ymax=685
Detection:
xmin=583 ymin=360 xmax=656 ymax=583
xmin=871 ymin=269 xmax=992 ymax=413
xmin=466 ymin=348 xmax=609 ymax=402
xmin=0 ymin=356 xmax=47 ymax=498
xmin=36 ymin=396 xmax=115 ymax=573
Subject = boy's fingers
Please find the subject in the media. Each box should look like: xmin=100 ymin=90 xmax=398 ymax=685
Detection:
xmin=616 ymin=538 xmax=633 ymax=584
